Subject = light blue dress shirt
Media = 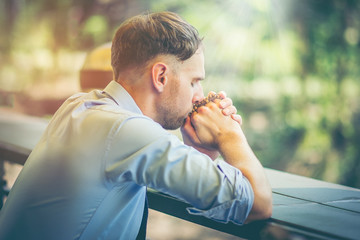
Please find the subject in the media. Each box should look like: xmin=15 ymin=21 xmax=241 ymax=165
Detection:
xmin=0 ymin=81 xmax=254 ymax=240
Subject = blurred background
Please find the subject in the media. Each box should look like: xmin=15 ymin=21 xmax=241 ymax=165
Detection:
xmin=1 ymin=0 xmax=359 ymax=189
xmin=1 ymin=0 xmax=359 ymax=239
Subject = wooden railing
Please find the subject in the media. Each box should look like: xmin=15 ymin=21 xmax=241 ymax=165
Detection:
xmin=1 ymin=110 xmax=359 ymax=240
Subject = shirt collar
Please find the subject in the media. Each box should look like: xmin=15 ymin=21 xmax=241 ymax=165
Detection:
xmin=103 ymin=80 xmax=143 ymax=115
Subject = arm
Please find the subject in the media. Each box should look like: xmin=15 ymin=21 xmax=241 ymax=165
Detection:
xmin=189 ymin=100 xmax=272 ymax=221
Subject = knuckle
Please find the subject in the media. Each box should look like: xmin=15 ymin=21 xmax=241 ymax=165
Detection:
xmin=231 ymin=106 xmax=237 ymax=113
xmin=207 ymin=102 xmax=218 ymax=110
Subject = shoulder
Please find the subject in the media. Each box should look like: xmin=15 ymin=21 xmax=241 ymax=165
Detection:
xmin=114 ymin=115 xmax=176 ymax=146
xmin=106 ymin=115 xmax=188 ymax=167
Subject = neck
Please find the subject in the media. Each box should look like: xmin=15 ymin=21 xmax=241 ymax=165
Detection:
xmin=116 ymin=73 xmax=158 ymax=120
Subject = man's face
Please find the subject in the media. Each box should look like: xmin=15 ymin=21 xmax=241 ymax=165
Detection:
xmin=158 ymin=49 xmax=205 ymax=130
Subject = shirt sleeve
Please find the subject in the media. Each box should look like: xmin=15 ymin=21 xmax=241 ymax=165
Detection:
xmin=105 ymin=116 xmax=254 ymax=225
xmin=187 ymin=159 xmax=254 ymax=225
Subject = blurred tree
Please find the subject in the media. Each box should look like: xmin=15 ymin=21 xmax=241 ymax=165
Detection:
xmin=281 ymin=0 xmax=360 ymax=186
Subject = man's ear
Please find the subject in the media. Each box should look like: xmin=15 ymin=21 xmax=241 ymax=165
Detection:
xmin=151 ymin=62 xmax=168 ymax=93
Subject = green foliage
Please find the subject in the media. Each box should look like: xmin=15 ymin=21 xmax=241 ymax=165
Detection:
xmin=0 ymin=0 xmax=359 ymax=187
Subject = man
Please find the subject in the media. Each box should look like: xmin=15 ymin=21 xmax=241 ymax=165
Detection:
xmin=0 ymin=11 xmax=272 ymax=239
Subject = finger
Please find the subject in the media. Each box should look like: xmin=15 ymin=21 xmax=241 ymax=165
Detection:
xmin=219 ymin=97 xmax=233 ymax=109
xmin=231 ymin=114 xmax=243 ymax=125
xmin=217 ymin=91 xmax=227 ymax=99
xmin=182 ymin=116 xmax=194 ymax=132
xmin=181 ymin=116 xmax=200 ymax=142
xmin=222 ymin=105 xmax=237 ymax=116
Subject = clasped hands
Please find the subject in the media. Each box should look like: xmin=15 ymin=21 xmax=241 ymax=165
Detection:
xmin=181 ymin=91 xmax=243 ymax=160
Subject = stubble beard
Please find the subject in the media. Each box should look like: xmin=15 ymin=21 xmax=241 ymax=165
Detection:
xmin=158 ymin=63 xmax=192 ymax=130
xmin=159 ymin=97 xmax=188 ymax=130
xmin=159 ymin=80 xmax=190 ymax=130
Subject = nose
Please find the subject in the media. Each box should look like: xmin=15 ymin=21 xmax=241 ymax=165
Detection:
xmin=192 ymin=84 xmax=204 ymax=104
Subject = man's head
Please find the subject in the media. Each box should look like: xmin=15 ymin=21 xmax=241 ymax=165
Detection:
xmin=111 ymin=12 xmax=205 ymax=129
xmin=111 ymin=11 xmax=203 ymax=80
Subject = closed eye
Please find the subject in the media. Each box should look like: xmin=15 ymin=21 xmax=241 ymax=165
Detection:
xmin=192 ymin=77 xmax=204 ymax=87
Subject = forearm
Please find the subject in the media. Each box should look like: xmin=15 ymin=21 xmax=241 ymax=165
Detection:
xmin=188 ymin=93 xmax=272 ymax=220
xmin=218 ymin=130 xmax=272 ymax=221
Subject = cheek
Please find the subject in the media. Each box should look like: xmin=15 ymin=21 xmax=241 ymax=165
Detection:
xmin=181 ymin=86 xmax=194 ymax=111
xmin=180 ymin=89 xmax=193 ymax=109
xmin=192 ymin=82 xmax=204 ymax=101
xmin=176 ymin=79 xmax=195 ymax=110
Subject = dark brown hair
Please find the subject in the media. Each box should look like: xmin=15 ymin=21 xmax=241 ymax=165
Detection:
xmin=111 ymin=11 xmax=202 ymax=80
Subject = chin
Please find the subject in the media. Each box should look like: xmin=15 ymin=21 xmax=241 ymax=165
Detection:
xmin=164 ymin=122 xmax=182 ymax=130
xmin=163 ymin=125 xmax=179 ymax=130
xmin=162 ymin=117 xmax=185 ymax=130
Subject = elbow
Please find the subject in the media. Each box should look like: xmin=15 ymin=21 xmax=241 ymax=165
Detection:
xmin=248 ymin=191 xmax=273 ymax=221
xmin=260 ymin=190 xmax=273 ymax=219
xmin=261 ymin=201 xmax=273 ymax=219
xmin=257 ymin=183 xmax=273 ymax=219
xmin=255 ymin=197 xmax=272 ymax=220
